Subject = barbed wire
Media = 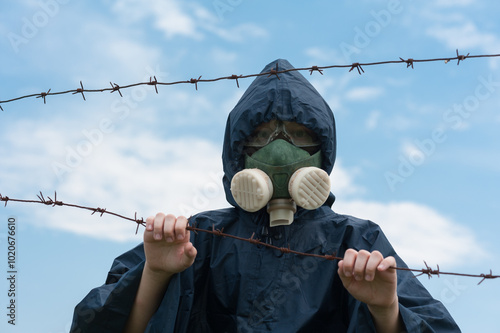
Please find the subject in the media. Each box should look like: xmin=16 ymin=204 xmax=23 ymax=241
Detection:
xmin=1 ymin=50 xmax=500 ymax=111
xmin=1 ymin=191 xmax=498 ymax=284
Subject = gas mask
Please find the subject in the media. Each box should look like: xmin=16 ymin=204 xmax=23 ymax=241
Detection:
xmin=230 ymin=120 xmax=331 ymax=227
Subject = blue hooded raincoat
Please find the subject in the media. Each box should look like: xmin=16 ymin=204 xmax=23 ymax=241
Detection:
xmin=71 ymin=59 xmax=460 ymax=332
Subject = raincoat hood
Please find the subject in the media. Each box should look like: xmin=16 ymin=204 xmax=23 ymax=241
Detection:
xmin=222 ymin=59 xmax=337 ymax=207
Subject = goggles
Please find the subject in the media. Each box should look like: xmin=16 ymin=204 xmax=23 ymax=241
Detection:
xmin=245 ymin=119 xmax=320 ymax=148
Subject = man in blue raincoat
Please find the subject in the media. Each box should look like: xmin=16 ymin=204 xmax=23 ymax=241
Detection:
xmin=71 ymin=59 xmax=460 ymax=332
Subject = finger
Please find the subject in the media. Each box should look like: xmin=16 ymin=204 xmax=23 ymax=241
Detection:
xmin=162 ymin=214 xmax=176 ymax=242
xmin=353 ymin=250 xmax=370 ymax=281
xmin=378 ymin=255 xmax=397 ymax=271
xmin=180 ymin=242 xmax=197 ymax=268
xmin=145 ymin=215 xmax=154 ymax=231
xmin=364 ymin=250 xmax=384 ymax=281
xmin=143 ymin=216 xmax=155 ymax=242
xmin=337 ymin=259 xmax=350 ymax=281
xmin=153 ymin=213 xmax=166 ymax=240
xmin=174 ymin=216 xmax=189 ymax=241
xmin=341 ymin=249 xmax=358 ymax=278
xmin=184 ymin=242 xmax=197 ymax=259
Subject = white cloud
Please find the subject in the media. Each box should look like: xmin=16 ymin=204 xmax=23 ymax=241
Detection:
xmin=401 ymin=140 xmax=426 ymax=162
xmin=421 ymin=9 xmax=500 ymax=69
xmin=111 ymin=0 xmax=267 ymax=42
xmin=427 ymin=22 xmax=499 ymax=52
xmin=334 ymin=200 xmax=486 ymax=268
xmin=331 ymin=160 xmax=365 ymax=197
xmin=0 ymin=99 xmax=230 ymax=242
xmin=210 ymin=48 xmax=238 ymax=65
xmin=309 ymin=75 xmax=352 ymax=113
xmin=203 ymin=22 xmax=268 ymax=42
xmin=365 ymin=110 xmax=381 ymax=130
xmin=305 ymin=47 xmax=346 ymax=65
xmin=112 ymin=0 xmax=199 ymax=39
xmin=35 ymin=133 xmax=229 ymax=242
xmin=345 ymin=86 xmax=384 ymax=101
xmin=153 ymin=2 xmax=201 ymax=39
xmin=384 ymin=114 xmax=417 ymax=131
xmin=331 ymin=154 xmax=486 ymax=269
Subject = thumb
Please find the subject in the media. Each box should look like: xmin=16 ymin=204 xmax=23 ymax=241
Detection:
xmin=179 ymin=242 xmax=197 ymax=268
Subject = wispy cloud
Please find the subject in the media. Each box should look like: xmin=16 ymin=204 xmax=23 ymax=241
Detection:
xmin=433 ymin=0 xmax=474 ymax=7
xmin=305 ymin=47 xmax=347 ymax=65
xmin=365 ymin=110 xmax=381 ymax=130
xmin=112 ymin=0 xmax=200 ymax=39
xmin=427 ymin=21 xmax=499 ymax=52
xmin=345 ymin=86 xmax=385 ymax=101
xmin=330 ymin=160 xmax=365 ymax=197
xmin=111 ymin=0 xmax=267 ymax=42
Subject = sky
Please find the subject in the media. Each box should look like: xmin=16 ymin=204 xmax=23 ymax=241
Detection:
xmin=0 ymin=0 xmax=499 ymax=332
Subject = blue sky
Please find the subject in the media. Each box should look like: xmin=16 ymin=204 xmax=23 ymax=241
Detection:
xmin=1 ymin=0 xmax=500 ymax=332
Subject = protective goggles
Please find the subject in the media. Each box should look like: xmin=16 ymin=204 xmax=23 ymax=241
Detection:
xmin=245 ymin=119 xmax=320 ymax=148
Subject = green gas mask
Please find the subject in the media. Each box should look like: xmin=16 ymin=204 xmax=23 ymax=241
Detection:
xmin=230 ymin=139 xmax=331 ymax=227
xmin=245 ymin=139 xmax=322 ymax=198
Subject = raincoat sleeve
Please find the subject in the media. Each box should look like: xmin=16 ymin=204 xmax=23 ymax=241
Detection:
xmin=397 ymin=276 xmax=460 ymax=332
xmin=70 ymin=244 xmax=146 ymax=333
xmin=344 ymin=219 xmax=461 ymax=332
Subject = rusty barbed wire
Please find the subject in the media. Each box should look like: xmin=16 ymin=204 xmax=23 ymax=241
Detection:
xmin=1 ymin=191 xmax=146 ymax=227
xmin=1 ymin=191 xmax=499 ymax=284
xmin=1 ymin=50 xmax=499 ymax=110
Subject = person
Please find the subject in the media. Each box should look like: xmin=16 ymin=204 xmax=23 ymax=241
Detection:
xmin=71 ymin=59 xmax=460 ymax=332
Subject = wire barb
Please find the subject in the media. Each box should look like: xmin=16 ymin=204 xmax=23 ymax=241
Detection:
xmin=349 ymin=63 xmax=364 ymax=75
xmin=134 ymin=212 xmax=144 ymax=234
xmin=72 ymin=81 xmax=86 ymax=101
xmin=48 ymin=191 xmax=63 ymax=206
xmin=267 ymin=62 xmax=281 ymax=80
xmin=0 ymin=194 xmax=9 ymax=207
xmin=36 ymin=89 xmax=51 ymax=104
xmin=92 ymin=207 xmax=107 ymax=217
xmin=248 ymin=232 xmax=260 ymax=245
xmin=279 ymin=245 xmax=292 ymax=254
xmin=230 ymin=74 xmax=241 ymax=88
xmin=109 ymin=82 xmax=123 ymax=97
xmin=147 ymin=76 xmax=159 ymax=94
xmin=37 ymin=191 xmax=49 ymax=205
xmin=324 ymin=252 xmax=338 ymax=261
xmin=211 ymin=224 xmax=225 ymax=237
xmin=415 ymin=261 xmax=441 ymax=279
xmin=399 ymin=57 xmax=414 ymax=69
xmin=190 ymin=76 xmax=202 ymax=90
xmin=309 ymin=65 xmax=324 ymax=75
xmin=478 ymin=269 xmax=497 ymax=285
xmin=456 ymin=49 xmax=470 ymax=66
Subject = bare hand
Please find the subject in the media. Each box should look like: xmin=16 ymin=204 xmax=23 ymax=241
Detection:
xmin=143 ymin=213 xmax=197 ymax=276
xmin=337 ymin=249 xmax=398 ymax=309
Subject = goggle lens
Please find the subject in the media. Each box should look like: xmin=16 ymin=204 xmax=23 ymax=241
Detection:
xmin=245 ymin=120 xmax=320 ymax=148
